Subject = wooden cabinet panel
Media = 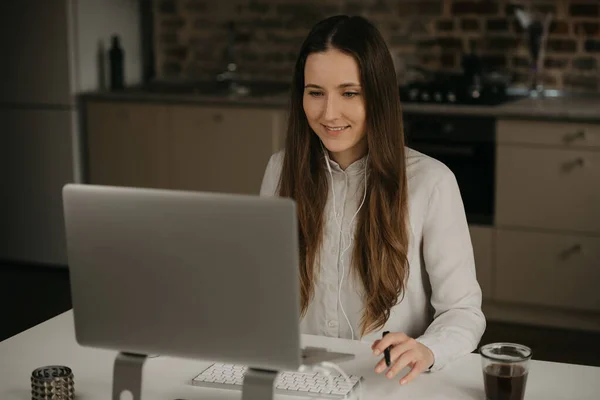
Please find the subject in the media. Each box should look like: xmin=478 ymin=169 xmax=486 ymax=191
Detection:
xmin=86 ymin=101 xmax=170 ymax=189
xmin=495 ymin=229 xmax=600 ymax=312
xmin=469 ymin=225 xmax=493 ymax=300
xmin=169 ymin=106 xmax=276 ymax=195
xmin=497 ymin=119 xmax=600 ymax=149
xmin=496 ymin=145 xmax=600 ymax=234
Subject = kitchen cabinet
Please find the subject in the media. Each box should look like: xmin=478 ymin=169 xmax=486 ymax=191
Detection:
xmin=495 ymin=229 xmax=600 ymax=312
xmin=496 ymin=119 xmax=600 ymax=149
xmin=496 ymin=146 xmax=600 ymax=234
xmin=489 ymin=118 xmax=600 ymax=329
xmin=85 ymin=101 xmax=286 ymax=195
xmin=170 ymin=105 xmax=284 ymax=194
xmin=86 ymin=101 xmax=171 ymax=189
xmin=468 ymin=225 xmax=493 ymax=300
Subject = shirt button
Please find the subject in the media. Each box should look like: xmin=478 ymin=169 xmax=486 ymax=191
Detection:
xmin=327 ymin=320 xmax=338 ymax=328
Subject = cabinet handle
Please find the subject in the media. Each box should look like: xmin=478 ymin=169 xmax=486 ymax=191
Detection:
xmin=213 ymin=113 xmax=223 ymax=123
xmin=561 ymin=157 xmax=585 ymax=172
xmin=559 ymin=244 xmax=582 ymax=260
xmin=563 ymin=130 xmax=585 ymax=144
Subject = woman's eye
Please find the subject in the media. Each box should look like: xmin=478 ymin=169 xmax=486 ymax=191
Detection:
xmin=343 ymin=92 xmax=360 ymax=98
xmin=308 ymin=91 xmax=323 ymax=97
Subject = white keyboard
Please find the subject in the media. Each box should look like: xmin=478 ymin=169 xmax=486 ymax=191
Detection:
xmin=191 ymin=363 xmax=362 ymax=399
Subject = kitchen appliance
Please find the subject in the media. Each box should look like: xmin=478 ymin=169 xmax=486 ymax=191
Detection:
xmin=403 ymin=113 xmax=496 ymax=226
xmin=398 ymin=68 xmax=512 ymax=226
xmin=399 ymin=71 xmax=512 ymax=106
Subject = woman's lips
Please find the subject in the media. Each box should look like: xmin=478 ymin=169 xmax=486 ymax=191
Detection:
xmin=323 ymin=124 xmax=350 ymax=135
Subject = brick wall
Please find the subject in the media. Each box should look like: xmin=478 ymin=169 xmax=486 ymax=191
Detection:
xmin=154 ymin=0 xmax=600 ymax=92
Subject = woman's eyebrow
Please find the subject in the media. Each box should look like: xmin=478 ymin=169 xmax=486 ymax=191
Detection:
xmin=304 ymin=83 xmax=361 ymax=89
xmin=338 ymin=82 xmax=361 ymax=88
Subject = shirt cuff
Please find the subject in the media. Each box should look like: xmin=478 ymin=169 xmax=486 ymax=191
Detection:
xmin=415 ymin=333 xmax=448 ymax=372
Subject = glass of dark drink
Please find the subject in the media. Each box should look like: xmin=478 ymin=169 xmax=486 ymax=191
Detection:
xmin=480 ymin=342 xmax=532 ymax=400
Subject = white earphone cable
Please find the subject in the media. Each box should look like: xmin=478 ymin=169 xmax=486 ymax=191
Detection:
xmin=320 ymin=361 xmax=363 ymax=400
xmin=299 ymin=361 xmax=363 ymax=400
xmin=321 ymin=143 xmax=368 ymax=341
xmin=337 ymin=160 xmax=367 ymax=341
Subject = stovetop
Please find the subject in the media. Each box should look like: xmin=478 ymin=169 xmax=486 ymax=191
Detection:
xmin=399 ymin=73 xmax=514 ymax=106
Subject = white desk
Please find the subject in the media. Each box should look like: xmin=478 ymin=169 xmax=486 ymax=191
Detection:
xmin=1 ymin=311 xmax=599 ymax=399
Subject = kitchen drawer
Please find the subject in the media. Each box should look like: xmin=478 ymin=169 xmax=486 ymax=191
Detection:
xmin=496 ymin=146 xmax=600 ymax=233
xmin=495 ymin=229 xmax=600 ymax=312
xmin=497 ymin=119 xmax=600 ymax=149
xmin=469 ymin=225 xmax=493 ymax=300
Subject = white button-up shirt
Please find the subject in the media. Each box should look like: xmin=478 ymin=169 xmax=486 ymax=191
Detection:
xmin=259 ymin=147 xmax=486 ymax=371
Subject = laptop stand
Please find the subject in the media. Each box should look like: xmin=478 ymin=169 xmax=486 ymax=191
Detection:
xmin=111 ymin=352 xmax=279 ymax=400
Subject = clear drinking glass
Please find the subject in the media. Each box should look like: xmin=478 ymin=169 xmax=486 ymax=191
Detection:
xmin=480 ymin=342 xmax=532 ymax=400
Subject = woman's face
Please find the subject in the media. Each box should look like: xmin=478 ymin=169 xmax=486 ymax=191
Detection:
xmin=303 ymin=49 xmax=367 ymax=168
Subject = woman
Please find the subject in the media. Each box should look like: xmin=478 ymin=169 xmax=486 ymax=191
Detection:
xmin=260 ymin=15 xmax=485 ymax=385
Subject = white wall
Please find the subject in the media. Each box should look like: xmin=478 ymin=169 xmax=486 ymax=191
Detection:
xmin=70 ymin=0 xmax=142 ymax=186
xmin=73 ymin=0 xmax=142 ymax=92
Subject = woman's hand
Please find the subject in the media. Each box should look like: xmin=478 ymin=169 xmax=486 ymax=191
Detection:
xmin=371 ymin=332 xmax=434 ymax=385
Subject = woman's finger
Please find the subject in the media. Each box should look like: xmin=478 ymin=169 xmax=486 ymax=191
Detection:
xmin=388 ymin=338 xmax=417 ymax=364
xmin=372 ymin=332 xmax=408 ymax=355
xmin=385 ymin=349 xmax=416 ymax=379
xmin=374 ymin=334 xmax=416 ymax=374
xmin=399 ymin=360 xmax=427 ymax=385
xmin=375 ymin=340 xmax=414 ymax=373
xmin=374 ymin=357 xmax=388 ymax=373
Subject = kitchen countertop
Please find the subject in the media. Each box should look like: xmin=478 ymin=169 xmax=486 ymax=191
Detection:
xmin=400 ymin=94 xmax=600 ymax=122
xmin=80 ymin=85 xmax=600 ymax=123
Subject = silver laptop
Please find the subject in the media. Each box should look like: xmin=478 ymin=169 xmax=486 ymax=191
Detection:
xmin=63 ymin=184 xmax=353 ymax=374
xmin=63 ymin=183 xmax=304 ymax=371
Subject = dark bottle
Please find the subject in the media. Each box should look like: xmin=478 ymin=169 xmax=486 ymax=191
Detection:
xmin=109 ymin=35 xmax=124 ymax=90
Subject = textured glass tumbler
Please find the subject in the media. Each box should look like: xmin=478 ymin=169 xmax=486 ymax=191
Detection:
xmin=31 ymin=366 xmax=75 ymax=400
xmin=480 ymin=343 xmax=532 ymax=400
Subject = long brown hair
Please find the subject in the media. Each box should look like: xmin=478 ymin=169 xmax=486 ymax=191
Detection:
xmin=278 ymin=15 xmax=410 ymax=337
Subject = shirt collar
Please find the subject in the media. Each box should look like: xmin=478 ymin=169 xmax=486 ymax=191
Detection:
xmin=326 ymin=154 xmax=368 ymax=176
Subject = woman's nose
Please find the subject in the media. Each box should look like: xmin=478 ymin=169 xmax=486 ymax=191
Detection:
xmin=322 ymin=95 xmax=342 ymax=121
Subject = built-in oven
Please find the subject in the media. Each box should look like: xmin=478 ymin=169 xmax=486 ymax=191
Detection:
xmin=403 ymin=113 xmax=495 ymax=226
